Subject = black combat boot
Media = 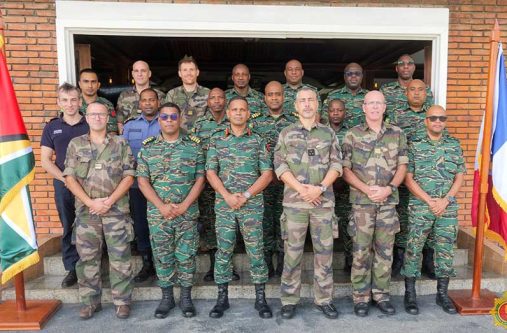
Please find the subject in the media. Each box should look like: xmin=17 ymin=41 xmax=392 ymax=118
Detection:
xmin=421 ymin=248 xmax=437 ymax=280
xmin=180 ymin=286 xmax=196 ymax=318
xmin=436 ymin=278 xmax=457 ymax=314
xmin=209 ymin=283 xmax=230 ymax=318
xmin=254 ymin=283 xmax=272 ymax=318
xmin=154 ymin=286 xmax=175 ymax=318
xmin=265 ymin=251 xmax=275 ymax=278
xmin=404 ymin=277 xmax=419 ymax=315
xmin=134 ymin=253 xmax=155 ymax=283
xmin=275 ymin=251 xmax=284 ymax=277
xmin=204 ymin=249 xmax=216 ymax=282
xmin=391 ymin=246 xmax=404 ymax=277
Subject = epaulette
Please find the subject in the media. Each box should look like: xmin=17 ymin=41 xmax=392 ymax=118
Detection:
xmin=188 ymin=134 xmax=201 ymax=144
xmin=142 ymin=136 xmax=156 ymax=146
xmin=251 ymin=112 xmax=262 ymax=119
xmin=124 ymin=116 xmax=137 ymax=124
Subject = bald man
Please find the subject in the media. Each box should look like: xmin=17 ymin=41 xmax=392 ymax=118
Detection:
xmin=225 ymin=64 xmax=266 ymax=115
xmin=116 ymin=60 xmax=166 ymax=132
xmin=282 ymin=59 xmax=322 ymax=115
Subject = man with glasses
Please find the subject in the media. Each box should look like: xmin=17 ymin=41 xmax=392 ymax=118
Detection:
xmin=342 ymin=91 xmax=408 ymax=317
xmin=380 ymin=54 xmax=434 ymax=113
xmin=323 ymin=63 xmax=368 ymax=127
xmin=402 ymin=105 xmax=464 ymax=315
xmin=64 ymin=102 xmax=135 ymax=320
xmin=122 ymin=88 xmax=161 ymax=283
xmin=137 ymin=102 xmax=205 ymax=319
xmin=274 ymin=88 xmax=342 ymax=320
xmin=41 ymin=83 xmax=89 ymax=288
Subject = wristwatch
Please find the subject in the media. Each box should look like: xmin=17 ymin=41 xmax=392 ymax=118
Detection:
xmin=319 ymin=184 xmax=328 ymax=193
xmin=389 ymin=184 xmax=398 ymax=194
xmin=447 ymin=196 xmax=456 ymax=204
xmin=243 ymin=191 xmax=252 ymax=200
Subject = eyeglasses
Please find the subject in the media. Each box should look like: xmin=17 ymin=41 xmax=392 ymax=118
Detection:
xmin=86 ymin=113 xmax=108 ymax=119
xmin=396 ymin=60 xmax=415 ymax=66
xmin=345 ymin=71 xmax=363 ymax=77
xmin=426 ymin=116 xmax=447 ymax=122
xmin=364 ymin=101 xmax=385 ymax=106
xmin=159 ymin=113 xmax=179 ymax=121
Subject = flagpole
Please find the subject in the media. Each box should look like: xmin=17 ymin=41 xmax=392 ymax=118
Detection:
xmin=448 ymin=20 xmax=500 ymax=315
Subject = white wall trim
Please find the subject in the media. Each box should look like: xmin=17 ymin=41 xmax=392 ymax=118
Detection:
xmin=55 ymin=1 xmax=449 ymax=105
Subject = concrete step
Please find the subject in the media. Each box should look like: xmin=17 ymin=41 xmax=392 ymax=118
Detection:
xmin=43 ymin=249 xmax=469 ymax=276
xmin=4 ymin=265 xmax=500 ymax=304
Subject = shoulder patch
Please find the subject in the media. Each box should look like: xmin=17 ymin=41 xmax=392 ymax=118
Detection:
xmin=188 ymin=134 xmax=201 ymax=144
xmin=143 ymin=136 xmax=156 ymax=146
xmin=124 ymin=116 xmax=136 ymax=124
xmin=251 ymin=112 xmax=262 ymax=119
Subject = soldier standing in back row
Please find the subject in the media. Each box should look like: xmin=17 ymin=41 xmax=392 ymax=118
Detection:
xmin=282 ymin=59 xmax=322 ymax=116
xmin=251 ymin=81 xmax=298 ymax=278
xmin=137 ymin=102 xmax=205 ymax=319
xmin=402 ymin=105 xmax=465 ymax=316
xmin=163 ymin=56 xmax=209 ymax=132
xmin=206 ymin=96 xmax=273 ymax=319
xmin=225 ymin=64 xmax=266 ymax=115
xmin=64 ymin=102 xmax=135 ymax=320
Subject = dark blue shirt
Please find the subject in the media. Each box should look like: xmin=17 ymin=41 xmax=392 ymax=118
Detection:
xmin=40 ymin=115 xmax=89 ymax=171
xmin=122 ymin=114 xmax=160 ymax=160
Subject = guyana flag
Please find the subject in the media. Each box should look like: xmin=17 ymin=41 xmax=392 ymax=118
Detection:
xmin=0 ymin=34 xmax=39 ymax=284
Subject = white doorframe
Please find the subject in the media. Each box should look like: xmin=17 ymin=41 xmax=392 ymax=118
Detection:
xmin=55 ymin=1 xmax=449 ymax=105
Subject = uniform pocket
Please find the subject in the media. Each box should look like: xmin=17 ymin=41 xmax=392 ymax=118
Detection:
xmin=75 ymin=156 xmax=91 ymax=178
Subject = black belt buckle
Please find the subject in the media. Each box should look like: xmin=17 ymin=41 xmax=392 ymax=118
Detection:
xmin=307 ymin=148 xmax=315 ymax=156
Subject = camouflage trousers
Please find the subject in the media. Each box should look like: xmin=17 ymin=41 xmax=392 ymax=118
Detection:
xmin=402 ymin=202 xmax=458 ymax=278
xmin=74 ymin=214 xmax=134 ymax=306
xmin=198 ymin=183 xmax=217 ymax=251
xmin=263 ymin=182 xmax=284 ymax=255
xmin=349 ymin=204 xmax=399 ymax=304
xmin=394 ymin=185 xmax=409 ymax=248
xmin=214 ymin=200 xmax=268 ymax=284
xmin=280 ymin=207 xmax=338 ymax=306
xmin=334 ymin=188 xmax=352 ymax=256
xmin=148 ymin=214 xmax=198 ymax=288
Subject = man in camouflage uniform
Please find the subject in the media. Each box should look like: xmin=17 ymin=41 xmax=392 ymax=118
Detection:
xmin=225 ymin=64 xmax=266 ymax=115
xmin=380 ymin=54 xmax=434 ymax=114
xmin=274 ymin=88 xmax=342 ymax=320
xmin=389 ymin=79 xmax=435 ymax=278
xmin=327 ymin=99 xmax=352 ymax=272
xmin=63 ymin=102 xmax=135 ymax=320
xmin=282 ymin=59 xmax=322 ymax=117
xmin=122 ymin=88 xmax=161 ymax=283
xmin=192 ymin=88 xmax=239 ymax=282
xmin=163 ymin=56 xmax=209 ymax=132
xmin=323 ymin=62 xmax=368 ymax=128
xmin=342 ymin=91 xmax=408 ymax=317
xmin=251 ymin=81 xmax=298 ymax=278
xmin=137 ymin=102 xmax=205 ymax=319
xmin=206 ymin=96 xmax=273 ymax=319
xmin=116 ymin=60 xmax=166 ymax=133
xmin=78 ymin=68 xmax=118 ymax=134
xmin=401 ymin=105 xmax=465 ymax=315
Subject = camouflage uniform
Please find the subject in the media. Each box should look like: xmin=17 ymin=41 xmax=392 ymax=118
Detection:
xmin=282 ymin=83 xmax=322 ymax=116
xmin=192 ymin=111 xmax=230 ymax=251
xmin=63 ymin=134 xmax=135 ymax=307
xmin=225 ymin=87 xmax=266 ymax=115
xmin=206 ymin=127 xmax=271 ymax=284
xmin=388 ymin=102 xmax=430 ymax=249
xmin=250 ymin=110 xmax=298 ymax=256
xmin=136 ymin=133 xmax=205 ymax=288
xmin=330 ymin=122 xmax=353 ymax=257
xmin=274 ymin=121 xmax=342 ymax=306
xmin=163 ymin=85 xmax=210 ymax=132
xmin=402 ymin=133 xmax=465 ymax=278
xmin=80 ymin=96 xmax=118 ymax=134
xmin=323 ymin=86 xmax=369 ymax=128
xmin=380 ymin=81 xmax=434 ymax=117
xmin=342 ymin=122 xmax=408 ymax=304
xmin=116 ymin=87 xmax=166 ymax=124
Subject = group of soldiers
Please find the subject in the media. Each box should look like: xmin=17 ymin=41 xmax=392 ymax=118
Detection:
xmin=39 ymin=54 xmax=465 ymax=321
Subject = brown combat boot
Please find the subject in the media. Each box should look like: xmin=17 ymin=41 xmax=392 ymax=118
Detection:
xmin=79 ymin=303 xmax=102 ymax=320
xmin=115 ymin=305 xmax=130 ymax=319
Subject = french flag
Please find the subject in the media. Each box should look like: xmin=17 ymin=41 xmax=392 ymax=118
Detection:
xmin=472 ymin=43 xmax=507 ymax=258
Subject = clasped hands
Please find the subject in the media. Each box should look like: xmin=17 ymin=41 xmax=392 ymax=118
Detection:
xmin=88 ymin=197 xmax=113 ymax=215
xmin=298 ymin=184 xmax=323 ymax=206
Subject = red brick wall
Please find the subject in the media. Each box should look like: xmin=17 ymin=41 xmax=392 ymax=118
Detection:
xmin=1 ymin=0 xmax=506 ymax=237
